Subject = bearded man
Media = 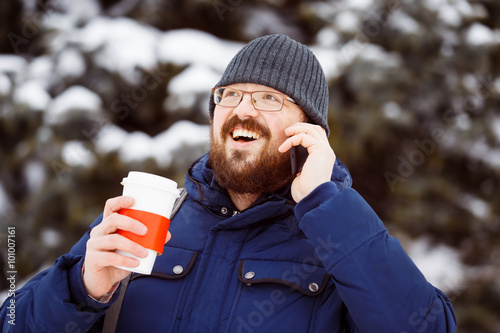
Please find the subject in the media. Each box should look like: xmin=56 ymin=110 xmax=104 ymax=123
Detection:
xmin=1 ymin=34 xmax=457 ymax=333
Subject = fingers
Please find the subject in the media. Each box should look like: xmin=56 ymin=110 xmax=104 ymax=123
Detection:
xmin=88 ymin=201 xmax=150 ymax=264
xmin=87 ymin=195 xmax=172 ymax=277
xmin=89 ymin=251 xmax=140 ymax=269
xmin=279 ymin=123 xmax=328 ymax=153
xmin=90 ymin=213 xmax=147 ymax=238
xmin=103 ymin=196 xmax=135 ymax=219
xmin=279 ymin=133 xmax=309 ymax=152
xmin=87 ymin=233 xmax=149 ymax=259
xmin=284 ymin=123 xmax=326 ymax=139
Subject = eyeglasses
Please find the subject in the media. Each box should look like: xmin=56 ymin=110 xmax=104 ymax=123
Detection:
xmin=211 ymin=87 xmax=296 ymax=112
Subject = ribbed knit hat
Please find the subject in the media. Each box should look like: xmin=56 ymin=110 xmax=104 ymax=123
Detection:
xmin=209 ymin=34 xmax=330 ymax=136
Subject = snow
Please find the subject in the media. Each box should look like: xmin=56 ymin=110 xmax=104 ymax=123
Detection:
xmin=116 ymin=131 xmax=153 ymax=163
xmin=457 ymin=193 xmax=491 ymax=220
xmin=244 ymin=7 xmax=300 ymax=40
xmin=168 ymin=64 xmax=221 ymax=95
xmin=158 ymin=29 xmax=243 ymax=72
xmin=408 ymin=237 xmax=465 ymax=293
xmin=21 ymin=0 xmax=37 ymax=14
xmin=43 ymin=16 xmax=78 ymax=55
xmin=165 ymin=64 xmax=220 ymax=110
xmin=495 ymin=77 xmax=500 ymax=95
xmin=23 ymin=161 xmax=46 ymax=193
xmin=59 ymin=0 xmax=101 ymax=23
xmin=487 ymin=149 xmax=500 ymax=169
xmin=0 ymin=182 xmax=14 ymax=218
xmin=42 ymin=0 xmax=102 ymax=55
xmin=56 ymin=48 xmax=86 ymax=78
xmin=62 ymin=140 xmax=97 ymax=167
xmin=454 ymin=111 xmax=471 ymax=130
xmin=0 ymin=74 xmax=12 ymax=96
xmin=305 ymin=2 xmax=337 ymax=22
xmin=424 ymin=0 xmax=465 ymax=13
xmin=42 ymin=0 xmax=101 ymax=38
xmin=76 ymin=17 xmax=160 ymax=83
xmin=151 ymin=121 xmax=210 ymax=167
xmin=454 ymin=0 xmax=475 ymax=18
xmin=470 ymin=4 xmax=488 ymax=19
xmin=491 ymin=116 xmax=500 ymax=143
xmin=36 ymin=126 xmax=54 ymax=144
xmin=468 ymin=139 xmax=500 ymax=169
xmin=316 ymin=28 xmax=341 ymax=48
xmin=382 ymin=101 xmax=402 ymax=119
xmin=355 ymin=44 xmax=402 ymax=67
xmin=95 ymin=123 xmax=129 ymax=154
xmin=311 ymin=47 xmax=343 ymax=80
xmin=341 ymin=0 xmax=373 ymax=10
xmin=438 ymin=3 xmax=462 ymax=27
xmin=96 ymin=121 xmax=210 ymax=168
xmin=27 ymin=56 xmax=55 ymax=89
xmin=462 ymin=73 xmax=478 ymax=92
xmin=335 ymin=11 xmax=359 ymax=33
xmin=13 ymin=80 xmax=51 ymax=111
xmin=465 ymin=23 xmax=498 ymax=46
xmin=390 ymin=11 xmax=420 ymax=34
xmin=45 ymin=85 xmax=102 ymax=124
xmin=0 ymin=55 xmax=27 ymax=78
xmin=15 ymin=141 xmax=30 ymax=159
xmin=423 ymin=0 xmax=476 ymax=26
xmin=41 ymin=228 xmax=63 ymax=248
xmin=446 ymin=134 xmax=500 ymax=169
xmin=339 ymin=38 xmax=368 ymax=63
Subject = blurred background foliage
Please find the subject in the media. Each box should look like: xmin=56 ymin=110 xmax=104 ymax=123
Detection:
xmin=1 ymin=0 xmax=499 ymax=331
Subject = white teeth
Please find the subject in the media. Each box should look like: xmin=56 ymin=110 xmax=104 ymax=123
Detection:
xmin=232 ymin=129 xmax=260 ymax=140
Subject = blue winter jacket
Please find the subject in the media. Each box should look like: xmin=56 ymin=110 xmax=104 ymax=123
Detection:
xmin=1 ymin=154 xmax=457 ymax=332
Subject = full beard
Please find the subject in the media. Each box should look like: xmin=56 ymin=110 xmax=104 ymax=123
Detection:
xmin=208 ymin=117 xmax=295 ymax=195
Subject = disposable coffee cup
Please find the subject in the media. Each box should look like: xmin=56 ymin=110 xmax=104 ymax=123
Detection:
xmin=115 ymin=171 xmax=180 ymax=275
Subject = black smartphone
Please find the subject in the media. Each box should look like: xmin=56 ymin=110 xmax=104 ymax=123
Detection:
xmin=290 ymin=145 xmax=308 ymax=175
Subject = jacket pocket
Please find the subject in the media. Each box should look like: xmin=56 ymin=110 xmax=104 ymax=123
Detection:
xmin=116 ymin=247 xmax=198 ymax=332
xmin=228 ymin=259 xmax=331 ymax=333
xmin=132 ymin=246 xmax=198 ymax=280
xmin=238 ymin=259 xmax=330 ymax=296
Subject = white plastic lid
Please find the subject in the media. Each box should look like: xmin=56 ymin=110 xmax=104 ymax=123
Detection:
xmin=122 ymin=171 xmax=178 ymax=192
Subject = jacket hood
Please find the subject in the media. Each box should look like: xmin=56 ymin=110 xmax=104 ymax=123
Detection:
xmin=185 ymin=153 xmax=352 ymax=214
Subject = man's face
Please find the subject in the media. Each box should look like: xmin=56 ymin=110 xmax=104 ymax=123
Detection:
xmin=209 ymin=83 xmax=307 ymax=195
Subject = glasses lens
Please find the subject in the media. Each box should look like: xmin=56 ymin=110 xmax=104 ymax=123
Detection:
xmin=252 ymin=91 xmax=283 ymax=111
xmin=214 ymin=87 xmax=241 ymax=107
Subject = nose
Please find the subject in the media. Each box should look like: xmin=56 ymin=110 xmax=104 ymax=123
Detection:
xmin=232 ymin=93 xmax=259 ymax=119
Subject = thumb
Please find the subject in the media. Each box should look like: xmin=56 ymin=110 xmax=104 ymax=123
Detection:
xmin=165 ymin=231 xmax=172 ymax=244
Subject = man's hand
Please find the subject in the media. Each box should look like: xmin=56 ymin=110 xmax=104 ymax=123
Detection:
xmin=279 ymin=123 xmax=336 ymax=203
xmin=83 ymin=196 xmax=171 ymax=299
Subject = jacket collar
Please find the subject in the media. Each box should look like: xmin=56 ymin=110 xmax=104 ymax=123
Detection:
xmin=185 ymin=153 xmax=352 ymax=219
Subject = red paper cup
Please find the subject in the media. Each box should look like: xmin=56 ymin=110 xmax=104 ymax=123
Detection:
xmin=115 ymin=172 xmax=179 ymax=275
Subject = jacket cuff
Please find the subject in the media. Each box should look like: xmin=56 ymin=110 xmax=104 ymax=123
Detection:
xmin=80 ymin=264 xmax=120 ymax=303
xmin=294 ymin=181 xmax=340 ymax=221
xmin=30 ymin=254 xmax=117 ymax=332
xmin=67 ymin=255 xmax=120 ymax=311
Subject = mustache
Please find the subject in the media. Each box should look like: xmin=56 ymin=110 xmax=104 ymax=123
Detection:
xmin=220 ymin=116 xmax=271 ymax=140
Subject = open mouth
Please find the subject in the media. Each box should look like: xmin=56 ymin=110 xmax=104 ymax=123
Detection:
xmin=231 ymin=128 xmax=261 ymax=142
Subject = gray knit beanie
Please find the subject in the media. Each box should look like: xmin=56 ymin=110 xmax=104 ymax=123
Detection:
xmin=208 ymin=34 xmax=330 ymax=136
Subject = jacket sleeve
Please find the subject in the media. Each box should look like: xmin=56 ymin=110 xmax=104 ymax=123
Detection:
xmin=0 ymin=215 xmax=119 ymax=332
xmin=295 ymin=183 xmax=457 ymax=333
